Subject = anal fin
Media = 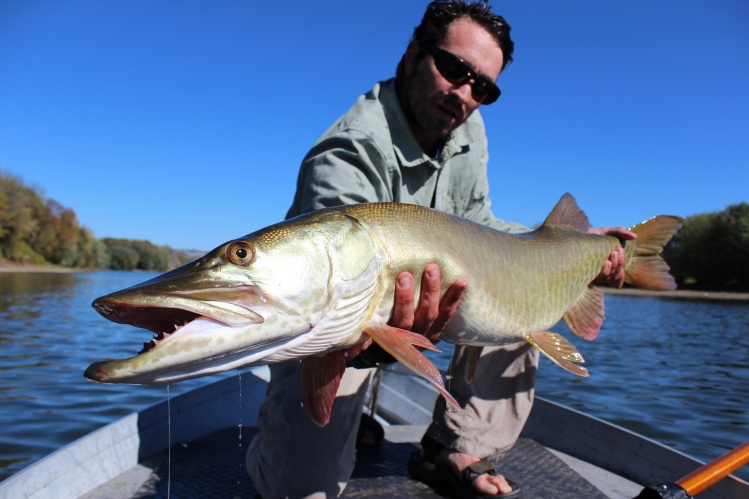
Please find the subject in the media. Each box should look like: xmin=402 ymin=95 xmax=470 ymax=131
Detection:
xmin=564 ymin=286 xmax=604 ymax=340
xmin=299 ymin=351 xmax=347 ymax=427
xmin=365 ymin=325 xmax=461 ymax=413
xmin=527 ymin=331 xmax=589 ymax=377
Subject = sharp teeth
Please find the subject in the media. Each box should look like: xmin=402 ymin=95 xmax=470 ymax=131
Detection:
xmin=138 ymin=341 xmax=153 ymax=355
xmin=139 ymin=321 xmax=186 ymax=356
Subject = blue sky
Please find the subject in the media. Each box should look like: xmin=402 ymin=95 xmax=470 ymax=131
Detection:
xmin=2 ymin=1 xmax=747 ymax=251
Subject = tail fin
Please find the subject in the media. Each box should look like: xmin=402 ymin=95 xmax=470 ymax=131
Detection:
xmin=624 ymin=215 xmax=684 ymax=291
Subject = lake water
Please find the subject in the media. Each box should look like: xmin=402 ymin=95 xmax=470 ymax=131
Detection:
xmin=1 ymin=271 xmax=748 ymax=484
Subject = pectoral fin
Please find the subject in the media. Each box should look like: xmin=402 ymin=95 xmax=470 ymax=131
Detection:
xmin=563 ymin=286 xmax=605 ymax=340
xmin=527 ymin=331 xmax=589 ymax=377
xmin=365 ymin=325 xmax=461 ymax=413
xmin=299 ymin=351 xmax=347 ymax=427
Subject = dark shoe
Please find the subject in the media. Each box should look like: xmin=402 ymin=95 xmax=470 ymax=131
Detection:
xmin=408 ymin=441 xmax=520 ymax=498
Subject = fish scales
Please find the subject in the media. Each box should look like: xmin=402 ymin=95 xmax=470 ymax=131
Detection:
xmin=337 ymin=202 xmax=617 ymax=345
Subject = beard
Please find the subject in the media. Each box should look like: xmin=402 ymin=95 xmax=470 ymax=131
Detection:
xmin=401 ymin=69 xmax=470 ymax=149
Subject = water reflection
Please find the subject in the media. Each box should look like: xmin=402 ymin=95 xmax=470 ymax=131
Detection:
xmin=0 ymin=272 xmax=80 ymax=315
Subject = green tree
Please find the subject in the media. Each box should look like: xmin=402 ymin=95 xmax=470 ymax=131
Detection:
xmin=0 ymin=171 xmax=44 ymax=262
xmin=664 ymin=213 xmax=713 ymax=286
xmin=101 ymin=238 xmax=172 ymax=271
xmin=664 ymin=202 xmax=749 ymax=289
xmin=75 ymin=227 xmax=111 ymax=269
xmin=136 ymin=240 xmax=169 ymax=270
xmin=0 ymin=189 xmax=8 ymax=258
xmin=709 ymin=202 xmax=749 ymax=287
xmin=108 ymin=246 xmax=140 ymax=270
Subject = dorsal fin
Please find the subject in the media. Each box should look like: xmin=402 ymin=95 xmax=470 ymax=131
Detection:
xmin=543 ymin=193 xmax=590 ymax=232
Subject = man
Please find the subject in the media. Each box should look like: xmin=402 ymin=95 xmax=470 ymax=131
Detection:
xmin=247 ymin=1 xmax=631 ymax=497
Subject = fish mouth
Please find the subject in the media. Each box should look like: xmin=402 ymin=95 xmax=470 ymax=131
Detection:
xmin=92 ymin=292 xmax=266 ymax=354
xmin=83 ymin=307 xmax=307 ymax=385
xmin=84 ymin=302 xmax=276 ymax=385
xmin=92 ymin=303 xmax=205 ymax=356
xmin=86 ymin=271 xmax=271 ymax=384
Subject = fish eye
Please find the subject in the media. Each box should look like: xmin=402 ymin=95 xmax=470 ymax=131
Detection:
xmin=227 ymin=241 xmax=254 ymax=266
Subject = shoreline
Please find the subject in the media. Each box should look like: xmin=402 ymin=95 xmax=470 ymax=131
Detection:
xmin=603 ymin=287 xmax=749 ymax=301
xmin=0 ymin=263 xmax=87 ymax=273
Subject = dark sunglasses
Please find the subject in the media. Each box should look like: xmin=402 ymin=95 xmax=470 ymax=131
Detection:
xmin=422 ymin=44 xmax=501 ymax=105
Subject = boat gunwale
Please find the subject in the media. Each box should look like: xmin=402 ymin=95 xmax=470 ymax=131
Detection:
xmin=2 ymin=364 xmax=747 ymax=499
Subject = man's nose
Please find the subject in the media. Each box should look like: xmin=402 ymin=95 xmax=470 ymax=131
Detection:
xmin=452 ymin=80 xmax=475 ymax=105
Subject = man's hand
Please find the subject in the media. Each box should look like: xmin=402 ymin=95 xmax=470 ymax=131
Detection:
xmin=341 ymin=264 xmax=466 ymax=362
xmin=588 ymin=227 xmax=636 ymax=288
xmin=390 ymin=263 xmax=467 ymax=343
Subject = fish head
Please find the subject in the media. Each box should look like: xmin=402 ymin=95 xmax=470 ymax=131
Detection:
xmin=85 ymin=220 xmax=335 ymax=384
xmin=84 ymin=210 xmax=384 ymax=385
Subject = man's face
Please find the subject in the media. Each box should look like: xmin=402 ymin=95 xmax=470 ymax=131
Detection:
xmin=403 ymin=19 xmax=504 ymax=151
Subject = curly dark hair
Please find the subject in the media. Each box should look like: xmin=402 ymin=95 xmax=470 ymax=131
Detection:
xmin=412 ymin=0 xmax=514 ymax=70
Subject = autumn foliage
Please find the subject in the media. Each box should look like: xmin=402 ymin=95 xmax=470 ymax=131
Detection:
xmin=0 ymin=170 xmax=197 ymax=271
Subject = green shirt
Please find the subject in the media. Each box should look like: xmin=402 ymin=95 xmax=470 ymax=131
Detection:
xmin=287 ymin=78 xmax=527 ymax=233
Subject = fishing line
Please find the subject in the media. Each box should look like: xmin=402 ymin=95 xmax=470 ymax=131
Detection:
xmin=237 ymin=372 xmax=243 ymax=494
xmin=446 ymin=349 xmax=454 ymax=394
xmin=167 ymin=383 xmax=172 ymax=499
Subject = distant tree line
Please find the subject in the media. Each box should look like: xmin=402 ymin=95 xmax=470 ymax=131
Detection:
xmin=0 ymin=170 xmax=199 ymax=271
xmin=664 ymin=201 xmax=749 ymax=291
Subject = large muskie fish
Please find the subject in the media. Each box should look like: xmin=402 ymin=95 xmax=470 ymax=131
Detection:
xmin=86 ymin=194 xmax=683 ymax=425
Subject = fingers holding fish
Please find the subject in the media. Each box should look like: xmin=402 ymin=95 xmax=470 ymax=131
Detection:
xmin=588 ymin=226 xmax=636 ymax=288
xmin=428 ymin=279 xmax=468 ymax=343
xmin=390 ymin=271 xmax=417 ymax=329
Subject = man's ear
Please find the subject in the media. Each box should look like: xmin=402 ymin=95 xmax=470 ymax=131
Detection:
xmin=403 ymin=41 xmax=421 ymax=77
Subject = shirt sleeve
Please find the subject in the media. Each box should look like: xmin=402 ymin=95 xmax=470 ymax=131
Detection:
xmin=286 ymin=130 xmax=393 ymax=218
